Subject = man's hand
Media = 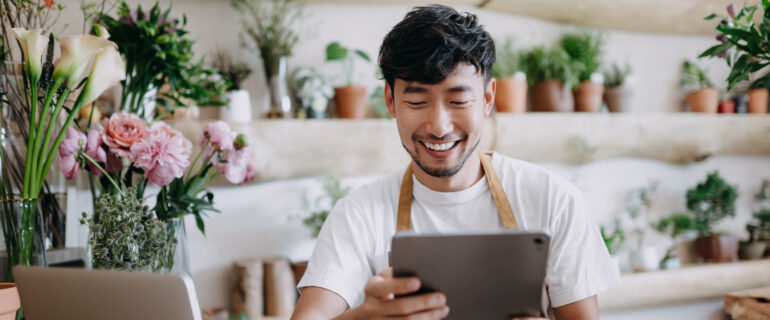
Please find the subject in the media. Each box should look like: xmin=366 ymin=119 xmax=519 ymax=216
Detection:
xmin=354 ymin=268 xmax=450 ymax=319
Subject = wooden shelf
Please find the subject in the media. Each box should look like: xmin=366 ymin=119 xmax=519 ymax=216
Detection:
xmin=598 ymin=259 xmax=770 ymax=311
xmin=169 ymin=114 xmax=770 ymax=183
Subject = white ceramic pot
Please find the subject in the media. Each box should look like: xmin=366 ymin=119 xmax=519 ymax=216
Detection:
xmin=630 ymin=246 xmax=660 ymax=272
xmin=221 ymin=89 xmax=253 ymax=123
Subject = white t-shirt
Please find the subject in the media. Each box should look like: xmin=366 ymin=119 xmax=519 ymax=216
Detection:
xmin=298 ymin=152 xmax=620 ymax=315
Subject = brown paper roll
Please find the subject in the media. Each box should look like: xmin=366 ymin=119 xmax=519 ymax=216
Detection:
xmin=231 ymin=258 xmax=263 ymax=319
xmin=263 ymin=257 xmax=298 ymax=316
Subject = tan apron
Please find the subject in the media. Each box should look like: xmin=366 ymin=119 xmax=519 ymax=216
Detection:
xmin=396 ymin=151 xmax=518 ymax=231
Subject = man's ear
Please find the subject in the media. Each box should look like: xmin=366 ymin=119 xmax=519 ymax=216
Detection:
xmin=484 ymin=77 xmax=496 ymax=117
xmin=385 ymin=82 xmax=396 ymax=118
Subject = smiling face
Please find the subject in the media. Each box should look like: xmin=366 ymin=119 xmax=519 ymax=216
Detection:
xmin=385 ymin=63 xmax=495 ymax=178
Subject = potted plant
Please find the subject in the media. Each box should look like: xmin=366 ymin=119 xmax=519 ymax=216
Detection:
xmin=680 ymin=60 xmax=719 ymax=113
xmin=210 ymin=49 xmax=253 ymax=123
xmin=718 ymin=90 xmax=736 ymax=113
xmin=686 ymin=171 xmax=739 ymax=262
xmin=326 ymin=41 xmax=371 ymax=119
xmin=520 ymin=45 xmax=577 ymax=112
xmin=561 ymin=31 xmax=605 ymax=112
xmin=741 ymin=223 xmax=768 ymax=260
xmin=754 ymin=179 xmax=770 ymax=256
xmin=492 ymin=37 xmax=527 ymax=113
xmin=701 ymin=3 xmax=769 ymax=114
xmin=600 ymin=221 xmax=625 ymax=272
xmin=290 ymin=67 xmax=333 ymax=119
xmin=603 ymin=62 xmax=633 ymax=112
xmin=233 ymin=0 xmax=303 ymax=118
xmin=653 ymin=213 xmax=695 ymax=269
xmin=625 ymin=181 xmax=662 ymax=272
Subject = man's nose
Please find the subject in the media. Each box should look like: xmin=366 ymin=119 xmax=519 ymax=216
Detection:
xmin=425 ymin=103 xmax=453 ymax=138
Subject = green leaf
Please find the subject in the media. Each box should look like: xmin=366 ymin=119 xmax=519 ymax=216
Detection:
xmin=699 ymin=42 xmax=732 ymax=58
xmin=764 ymin=0 xmax=770 ymax=10
xmin=195 ymin=214 xmax=206 ymax=235
xmin=326 ymin=42 xmax=348 ymax=61
xmin=354 ymin=50 xmax=371 ymax=62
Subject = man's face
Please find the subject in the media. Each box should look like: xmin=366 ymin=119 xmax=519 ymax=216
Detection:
xmin=385 ymin=63 xmax=495 ymax=178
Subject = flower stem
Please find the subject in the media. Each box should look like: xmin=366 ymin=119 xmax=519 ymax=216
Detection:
xmin=37 ymin=94 xmax=88 ymax=193
xmin=22 ymin=77 xmax=38 ymax=198
xmin=36 ymin=87 xmax=71 ymax=183
xmin=79 ymin=151 xmax=123 ymax=195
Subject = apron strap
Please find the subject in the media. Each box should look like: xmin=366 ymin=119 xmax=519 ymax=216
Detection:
xmin=396 ymin=151 xmax=518 ymax=231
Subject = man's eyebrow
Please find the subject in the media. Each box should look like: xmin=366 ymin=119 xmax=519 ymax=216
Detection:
xmin=447 ymin=85 xmax=472 ymax=93
xmin=402 ymin=85 xmax=428 ymax=94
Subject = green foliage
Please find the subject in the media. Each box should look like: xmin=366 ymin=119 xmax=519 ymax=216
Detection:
xmin=81 ymin=187 xmax=169 ymax=272
xmin=560 ymin=31 xmax=605 ymax=83
xmin=303 ymin=175 xmax=350 ymax=238
xmin=686 ymin=171 xmax=738 ymax=236
xmin=654 ymin=213 xmax=695 ymax=238
xmin=210 ymin=49 xmax=252 ymax=91
xmin=520 ymin=45 xmax=577 ymax=87
xmin=756 ymin=179 xmax=770 ymax=201
xmin=600 ymin=224 xmax=625 ymax=255
xmin=102 ymin=1 xmax=227 ymax=119
xmin=232 ymin=0 xmax=302 ymax=79
xmin=680 ymin=60 xmax=714 ymax=94
xmin=326 ymin=41 xmax=371 ymax=87
xmin=700 ymin=3 xmax=770 ymax=91
xmin=492 ymin=36 xmax=522 ymax=78
xmin=603 ymin=61 xmax=632 ymax=87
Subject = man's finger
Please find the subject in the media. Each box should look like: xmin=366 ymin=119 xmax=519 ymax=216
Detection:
xmin=365 ymin=275 xmax=421 ymax=299
xmin=380 ymin=293 xmax=446 ymax=316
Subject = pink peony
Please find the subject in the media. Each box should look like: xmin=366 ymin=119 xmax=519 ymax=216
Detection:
xmin=150 ymin=121 xmax=192 ymax=155
xmin=58 ymin=127 xmax=86 ymax=180
xmin=221 ymin=146 xmax=256 ymax=185
xmin=84 ymin=129 xmax=107 ymax=177
xmin=202 ymin=121 xmax=234 ymax=152
xmin=102 ymin=111 xmax=147 ymax=158
xmin=130 ymin=130 xmax=191 ymax=186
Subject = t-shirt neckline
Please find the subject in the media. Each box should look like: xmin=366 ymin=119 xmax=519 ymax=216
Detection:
xmin=411 ymin=152 xmax=497 ymax=206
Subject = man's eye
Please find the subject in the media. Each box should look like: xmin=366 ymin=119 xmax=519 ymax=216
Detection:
xmin=406 ymin=101 xmax=426 ymax=106
xmin=451 ymin=101 xmax=469 ymax=105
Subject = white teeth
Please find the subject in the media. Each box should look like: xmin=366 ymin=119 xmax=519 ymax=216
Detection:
xmin=423 ymin=141 xmax=456 ymax=151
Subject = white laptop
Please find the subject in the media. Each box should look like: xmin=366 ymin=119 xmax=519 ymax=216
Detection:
xmin=13 ymin=266 xmax=202 ymax=320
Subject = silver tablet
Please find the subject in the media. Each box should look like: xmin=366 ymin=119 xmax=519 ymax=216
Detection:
xmin=391 ymin=231 xmax=550 ymax=319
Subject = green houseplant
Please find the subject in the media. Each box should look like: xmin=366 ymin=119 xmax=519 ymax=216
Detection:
xmin=492 ymin=37 xmax=527 ymax=113
xmin=302 ymin=175 xmax=350 ymax=238
xmin=701 ymin=2 xmax=769 ymax=114
xmin=653 ymin=213 xmax=695 ymax=269
xmin=520 ymin=45 xmax=576 ymax=112
xmin=560 ymin=31 xmax=605 ymax=112
xmin=210 ymin=49 xmax=253 ymax=122
xmin=603 ymin=62 xmax=633 ymax=112
xmin=680 ymin=60 xmax=718 ymax=113
xmin=326 ymin=41 xmax=371 ymax=118
xmin=686 ymin=171 xmax=739 ymax=262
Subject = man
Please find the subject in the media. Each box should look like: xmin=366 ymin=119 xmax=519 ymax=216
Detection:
xmin=291 ymin=5 xmax=619 ymax=320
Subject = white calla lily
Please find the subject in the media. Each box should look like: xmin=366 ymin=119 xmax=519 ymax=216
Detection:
xmin=52 ymin=35 xmax=115 ymax=89
xmin=92 ymin=24 xmax=110 ymax=39
xmin=79 ymin=45 xmax=126 ymax=106
xmin=11 ymin=28 xmax=48 ymax=84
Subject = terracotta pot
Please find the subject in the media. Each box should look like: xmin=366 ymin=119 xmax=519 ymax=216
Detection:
xmin=603 ymin=86 xmax=631 ymax=112
xmin=334 ymin=86 xmax=368 ymax=119
xmin=495 ymin=77 xmax=527 ymax=113
xmin=739 ymin=241 xmax=767 ymax=260
xmin=290 ymin=261 xmax=308 ymax=285
xmin=686 ymin=88 xmax=719 ymax=113
xmin=694 ymin=235 xmax=739 ymax=262
xmin=531 ymin=80 xmax=566 ymax=112
xmin=573 ymin=81 xmax=604 ymax=112
xmin=747 ymin=88 xmax=768 ymax=114
xmin=0 ymin=284 xmax=20 ymax=320
xmin=718 ymin=100 xmax=735 ymax=114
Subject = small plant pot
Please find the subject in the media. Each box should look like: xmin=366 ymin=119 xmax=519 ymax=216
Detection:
xmin=0 ymin=284 xmax=20 ymax=320
xmin=686 ymin=88 xmax=719 ymax=113
xmin=573 ymin=81 xmax=604 ymax=112
xmin=718 ymin=99 xmax=735 ymax=114
xmin=738 ymin=241 xmax=767 ymax=260
xmin=495 ymin=76 xmax=527 ymax=113
xmin=747 ymin=88 xmax=769 ymax=114
xmin=221 ymin=89 xmax=253 ymax=123
xmin=660 ymin=256 xmax=681 ymax=270
xmin=694 ymin=235 xmax=739 ymax=262
xmin=531 ymin=80 xmax=567 ymax=112
xmin=334 ymin=86 xmax=368 ymax=119
xmin=630 ymin=246 xmax=660 ymax=272
xmin=604 ymin=86 xmax=631 ymax=112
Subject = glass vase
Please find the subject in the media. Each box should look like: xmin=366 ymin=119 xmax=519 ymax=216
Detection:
xmin=162 ymin=218 xmax=190 ymax=275
xmin=0 ymin=198 xmax=48 ymax=282
xmin=265 ymin=56 xmax=292 ymax=119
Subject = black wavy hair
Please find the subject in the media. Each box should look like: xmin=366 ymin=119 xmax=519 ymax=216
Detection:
xmin=378 ymin=5 xmax=496 ymax=92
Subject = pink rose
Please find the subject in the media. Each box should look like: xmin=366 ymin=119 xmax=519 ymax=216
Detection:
xmin=58 ymin=127 xmax=86 ymax=180
xmin=84 ymin=129 xmax=107 ymax=177
xmin=221 ymin=146 xmax=256 ymax=185
xmin=102 ymin=111 xmax=147 ymax=158
xmin=130 ymin=130 xmax=191 ymax=186
xmin=202 ymin=121 xmax=234 ymax=152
